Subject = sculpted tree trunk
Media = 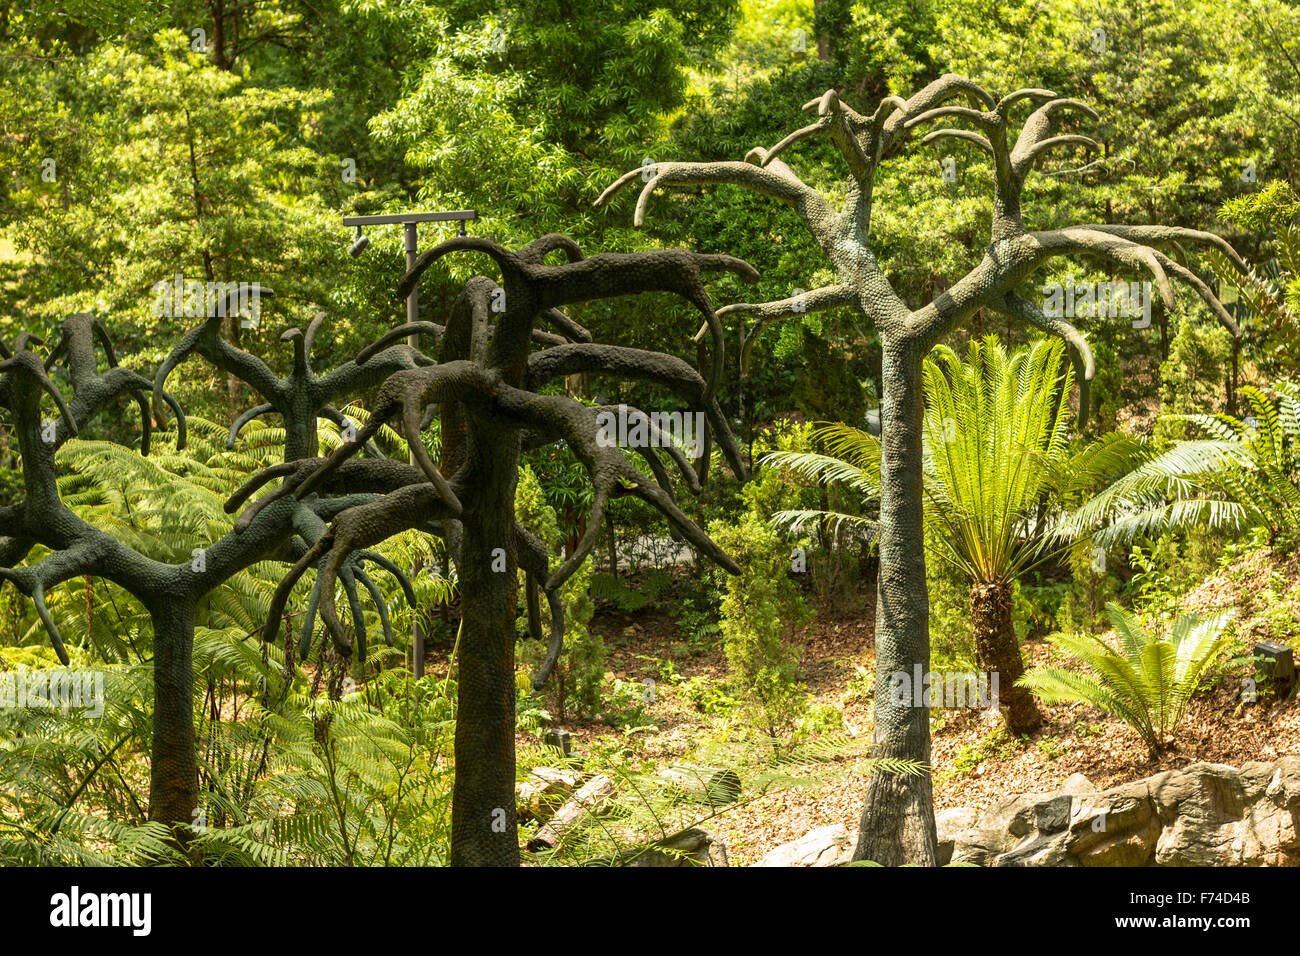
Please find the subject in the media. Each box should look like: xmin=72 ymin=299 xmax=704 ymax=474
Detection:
xmin=599 ymin=75 xmax=1247 ymax=863
xmin=857 ymin=337 xmax=937 ymax=864
xmin=148 ymin=599 xmax=199 ymax=827
xmin=250 ymin=233 xmax=755 ymax=865
xmin=0 ymin=310 xmax=427 ymax=834
xmin=450 ymin=417 xmax=523 ymax=865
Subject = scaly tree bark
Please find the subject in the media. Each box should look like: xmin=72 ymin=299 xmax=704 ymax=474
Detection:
xmin=0 ymin=308 xmax=428 ymax=834
xmin=597 ymin=76 xmax=1247 ymax=864
xmin=246 ymin=233 xmax=757 ymax=865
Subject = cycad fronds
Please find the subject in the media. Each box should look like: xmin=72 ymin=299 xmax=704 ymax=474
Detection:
xmin=762 ymin=336 xmax=1136 ymax=582
xmin=1018 ymin=602 xmax=1235 ymax=757
xmin=1065 ymin=384 xmax=1300 ymax=546
xmin=922 ymin=336 xmax=1078 ymax=581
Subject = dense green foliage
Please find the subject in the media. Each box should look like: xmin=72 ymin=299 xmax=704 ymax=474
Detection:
xmin=1069 ymin=384 xmax=1300 ymax=546
xmin=709 ymin=506 xmax=812 ymax=746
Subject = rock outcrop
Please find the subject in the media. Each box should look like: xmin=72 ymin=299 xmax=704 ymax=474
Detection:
xmin=939 ymin=758 xmax=1300 ymax=866
xmin=619 ymin=827 xmax=729 ymax=867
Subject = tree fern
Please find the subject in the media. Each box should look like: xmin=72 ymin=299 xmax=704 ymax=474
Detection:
xmin=3 ymin=415 xmax=457 ymax=865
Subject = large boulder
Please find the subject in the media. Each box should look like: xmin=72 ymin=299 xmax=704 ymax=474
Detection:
xmin=1151 ymin=760 xmax=1300 ymax=866
xmin=752 ymin=824 xmax=855 ymax=867
xmin=943 ymin=758 xmax=1300 ymax=867
xmin=936 ymin=808 xmax=979 ymax=865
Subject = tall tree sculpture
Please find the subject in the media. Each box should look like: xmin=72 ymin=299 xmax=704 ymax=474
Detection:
xmin=597 ymin=75 xmax=1247 ymax=864
xmin=241 ymin=233 xmax=758 ymax=865
xmin=0 ymin=307 xmax=426 ymax=830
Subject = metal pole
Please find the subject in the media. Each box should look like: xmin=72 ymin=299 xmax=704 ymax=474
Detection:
xmin=405 ymin=221 xmax=426 ymax=680
xmin=405 ymin=222 xmax=419 ymax=326
xmin=343 ymin=211 xmax=476 ymax=678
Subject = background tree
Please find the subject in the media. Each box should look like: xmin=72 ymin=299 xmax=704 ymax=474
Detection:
xmin=2 ymin=33 xmax=342 ymax=413
xmin=655 ymin=0 xmax=1300 ymax=441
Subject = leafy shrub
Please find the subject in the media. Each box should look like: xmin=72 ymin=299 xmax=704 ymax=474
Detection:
xmin=925 ymin=550 xmax=978 ymax=665
xmin=1158 ymin=317 xmax=1235 ymax=418
xmin=602 ymin=677 xmax=657 ymax=733
xmin=515 ymin=691 xmax=553 ymax=735
xmin=1017 ymin=576 xmax=1070 ymax=643
xmin=752 ymin=418 xmax=872 ymax=614
xmin=676 ymin=674 xmax=740 ymax=716
xmin=939 ymin=724 xmax=1019 ymax=781
xmin=1262 ymin=575 xmax=1300 ymax=641
xmin=795 ymin=701 xmax=844 ymax=738
xmin=708 ymin=511 xmax=812 ymax=749
xmin=590 ymin=569 xmax=672 ymax=614
xmin=1053 ymin=542 xmax=1124 ymax=636
xmin=841 ymin=665 xmax=874 ymax=704
xmin=675 ymin=589 xmax=723 ymax=651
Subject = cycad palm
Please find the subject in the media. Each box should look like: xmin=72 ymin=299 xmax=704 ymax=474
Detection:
xmin=1018 ymin=603 xmax=1235 ymax=759
xmin=765 ymin=336 xmax=1131 ymax=734
xmin=1064 ymin=384 xmax=1300 ymax=547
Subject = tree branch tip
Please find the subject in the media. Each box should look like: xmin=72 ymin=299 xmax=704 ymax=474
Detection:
xmin=594 ymin=166 xmax=645 ymax=208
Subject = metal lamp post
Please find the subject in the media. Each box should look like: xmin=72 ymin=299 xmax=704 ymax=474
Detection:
xmin=343 ymin=209 xmax=478 ymax=678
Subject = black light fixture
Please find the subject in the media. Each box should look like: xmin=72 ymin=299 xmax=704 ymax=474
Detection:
xmin=1254 ymin=641 xmax=1296 ymax=700
xmin=342 ymin=210 xmax=478 ymax=324
xmin=543 ymin=729 xmax=573 ymax=757
xmin=347 ymin=226 xmax=369 ymax=257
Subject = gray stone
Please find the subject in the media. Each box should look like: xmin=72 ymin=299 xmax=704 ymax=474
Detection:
xmin=994 ymin=830 xmax=1076 ymax=867
xmin=752 ymin=824 xmax=854 ymax=867
xmin=1061 ymin=772 xmax=1097 ymax=795
xmin=936 ymin=808 xmax=979 ymax=865
xmin=620 ymin=827 xmax=729 ymax=867
xmin=944 ymin=760 xmax=1300 ymax=867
